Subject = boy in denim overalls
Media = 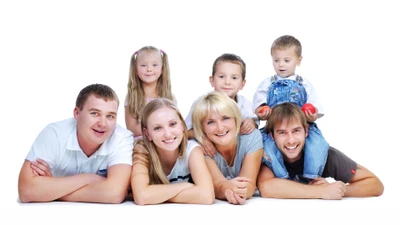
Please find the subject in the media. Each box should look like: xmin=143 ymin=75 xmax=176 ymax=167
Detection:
xmin=252 ymin=35 xmax=329 ymax=180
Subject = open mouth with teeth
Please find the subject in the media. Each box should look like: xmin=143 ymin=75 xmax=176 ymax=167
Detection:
xmin=163 ymin=138 xmax=176 ymax=143
xmin=285 ymin=144 xmax=298 ymax=151
xmin=216 ymin=131 xmax=229 ymax=137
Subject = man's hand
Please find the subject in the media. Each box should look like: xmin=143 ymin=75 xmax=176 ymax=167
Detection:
xmin=31 ymin=158 xmax=52 ymax=177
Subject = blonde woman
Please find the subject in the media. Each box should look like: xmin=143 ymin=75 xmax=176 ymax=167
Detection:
xmin=192 ymin=91 xmax=263 ymax=205
xmin=131 ymin=98 xmax=214 ymax=205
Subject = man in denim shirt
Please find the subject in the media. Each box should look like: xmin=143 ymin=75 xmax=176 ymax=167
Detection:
xmin=256 ymin=102 xmax=384 ymax=199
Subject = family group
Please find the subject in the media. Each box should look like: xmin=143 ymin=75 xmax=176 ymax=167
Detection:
xmin=18 ymin=35 xmax=384 ymax=205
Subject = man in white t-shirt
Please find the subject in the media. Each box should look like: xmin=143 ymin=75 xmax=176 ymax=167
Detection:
xmin=18 ymin=83 xmax=134 ymax=203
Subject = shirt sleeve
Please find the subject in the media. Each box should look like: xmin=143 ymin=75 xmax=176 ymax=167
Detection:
xmin=322 ymin=147 xmax=357 ymax=183
xmin=26 ymin=124 xmax=60 ymax=170
xmin=108 ymin=129 xmax=134 ymax=167
xmin=252 ymin=78 xmax=271 ymax=112
xmin=237 ymin=95 xmax=260 ymax=126
xmin=242 ymin=129 xmax=263 ymax=154
xmin=302 ymin=77 xmax=324 ymax=117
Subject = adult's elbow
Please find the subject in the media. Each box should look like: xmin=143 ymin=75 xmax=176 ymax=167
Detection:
xmin=18 ymin=186 xmax=37 ymax=203
xmin=257 ymin=182 xmax=274 ymax=198
xmin=199 ymin=190 xmax=215 ymax=205
xmin=373 ymin=180 xmax=384 ymax=197
xmin=132 ymin=191 xmax=151 ymax=206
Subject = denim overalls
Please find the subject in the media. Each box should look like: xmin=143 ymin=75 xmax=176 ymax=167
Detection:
xmin=261 ymin=75 xmax=329 ymax=179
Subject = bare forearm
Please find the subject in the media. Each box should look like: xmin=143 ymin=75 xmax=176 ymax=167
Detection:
xmin=19 ymin=174 xmax=93 ymax=203
xmin=345 ymin=178 xmax=384 ymax=197
xmin=168 ymin=186 xmax=214 ymax=204
xmin=133 ymin=183 xmax=192 ymax=205
xmin=259 ymin=179 xmax=322 ymax=199
xmin=60 ymin=180 xmax=128 ymax=204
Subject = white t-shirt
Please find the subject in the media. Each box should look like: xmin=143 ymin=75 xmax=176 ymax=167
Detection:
xmin=185 ymin=93 xmax=258 ymax=130
xmin=252 ymin=75 xmax=324 ymax=117
xmin=167 ymin=140 xmax=200 ymax=183
xmin=25 ymin=118 xmax=134 ymax=177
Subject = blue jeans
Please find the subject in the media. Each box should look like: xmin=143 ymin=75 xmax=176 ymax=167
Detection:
xmin=267 ymin=75 xmax=307 ymax=108
xmin=261 ymin=122 xmax=329 ymax=179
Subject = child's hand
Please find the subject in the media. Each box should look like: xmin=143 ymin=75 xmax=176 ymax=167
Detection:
xmin=303 ymin=107 xmax=319 ymax=123
xmin=240 ymin=118 xmax=256 ymax=134
xmin=201 ymin=136 xmax=217 ymax=157
xmin=256 ymin=105 xmax=271 ymax=121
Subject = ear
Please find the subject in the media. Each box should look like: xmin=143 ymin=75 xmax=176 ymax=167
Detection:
xmin=143 ymin=128 xmax=151 ymax=141
xmin=240 ymin=79 xmax=246 ymax=90
xmin=209 ymin=76 xmax=215 ymax=87
xmin=297 ymin=56 xmax=303 ymax=66
xmin=73 ymin=107 xmax=79 ymax=119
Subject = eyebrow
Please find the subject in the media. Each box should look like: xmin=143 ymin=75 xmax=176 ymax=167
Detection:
xmin=89 ymin=108 xmax=117 ymax=115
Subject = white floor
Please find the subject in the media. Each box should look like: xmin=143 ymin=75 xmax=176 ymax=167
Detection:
xmin=6 ymin=194 xmax=396 ymax=225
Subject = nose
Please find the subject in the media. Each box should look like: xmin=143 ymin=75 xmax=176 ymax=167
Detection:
xmin=287 ymin=133 xmax=295 ymax=144
xmin=164 ymin=126 xmax=173 ymax=138
xmin=279 ymin=61 xmax=284 ymax=67
xmin=216 ymin=121 xmax=224 ymax=132
xmin=97 ymin=116 xmax=106 ymax=127
xmin=147 ymin=65 xmax=152 ymax=72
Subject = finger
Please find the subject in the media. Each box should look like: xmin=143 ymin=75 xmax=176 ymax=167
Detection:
xmin=234 ymin=177 xmax=252 ymax=182
xmin=36 ymin=158 xmax=49 ymax=167
xmin=30 ymin=164 xmax=45 ymax=175
xmin=225 ymin=189 xmax=238 ymax=204
xmin=233 ymin=193 xmax=246 ymax=205
xmin=32 ymin=169 xmax=39 ymax=176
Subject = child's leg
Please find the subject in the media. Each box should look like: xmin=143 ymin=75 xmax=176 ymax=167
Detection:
xmin=261 ymin=129 xmax=289 ymax=179
xmin=303 ymin=123 xmax=329 ymax=179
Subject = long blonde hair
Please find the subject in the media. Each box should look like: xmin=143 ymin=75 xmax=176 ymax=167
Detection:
xmin=132 ymin=98 xmax=188 ymax=184
xmin=126 ymin=46 xmax=173 ymax=120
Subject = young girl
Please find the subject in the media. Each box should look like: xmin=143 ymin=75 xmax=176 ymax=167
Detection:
xmin=192 ymin=91 xmax=263 ymax=205
xmin=125 ymin=46 xmax=175 ymax=140
xmin=130 ymin=98 xmax=214 ymax=205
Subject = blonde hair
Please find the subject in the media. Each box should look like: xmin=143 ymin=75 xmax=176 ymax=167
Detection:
xmin=271 ymin=35 xmax=302 ymax=57
xmin=191 ymin=91 xmax=241 ymax=145
xmin=126 ymin=46 xmax=173 ymax=120
xmin=132 ymin=98 xmax=188 ymax=184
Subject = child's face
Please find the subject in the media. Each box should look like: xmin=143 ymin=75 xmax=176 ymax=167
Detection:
xmin=136 ymin=51 xmax=163 ymax=85
xmin=209 ymin=62 xmax=245 ymax=99
xmin=272 ymin=46 xmax=302 ymax=78
xmin=144 ymin=106 xmax=184 ymax=153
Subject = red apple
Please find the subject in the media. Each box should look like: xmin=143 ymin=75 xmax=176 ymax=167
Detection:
xmin=260 ymin=105 xmax=270 ymax=114
xmin=302 ymin=103 xmax=316 ymax=114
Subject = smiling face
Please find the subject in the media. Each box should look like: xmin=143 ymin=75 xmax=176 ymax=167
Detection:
xmin=201 ymin=109 xmax=237 ymax=147
xmin=136 ymin=51 xmax=163 ymax=85
xmin=74 ymin=94 xmax=118 ymax=155
xmin=209 ymin=62 xmax=245 ymax=99
xmin=144 ymin=106 xmax=184 ymax=153
xmin=272 ymin=46 xmax=302 ymax=78
xmin=271 ymin=117 xmax=308 ymax=163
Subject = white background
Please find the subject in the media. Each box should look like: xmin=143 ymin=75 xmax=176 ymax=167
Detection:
xmin=1 ymin=0 xmax=398 ymax=224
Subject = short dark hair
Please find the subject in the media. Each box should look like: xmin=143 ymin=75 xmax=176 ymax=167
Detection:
xmin=212 ymin=53 xmax=246 ymax=80
xmin=75 ymin=83 xmax=119 ymax=110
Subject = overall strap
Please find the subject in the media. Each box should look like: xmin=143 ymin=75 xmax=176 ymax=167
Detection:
xmin=296 ymin=75 xmax=304 ymax=84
